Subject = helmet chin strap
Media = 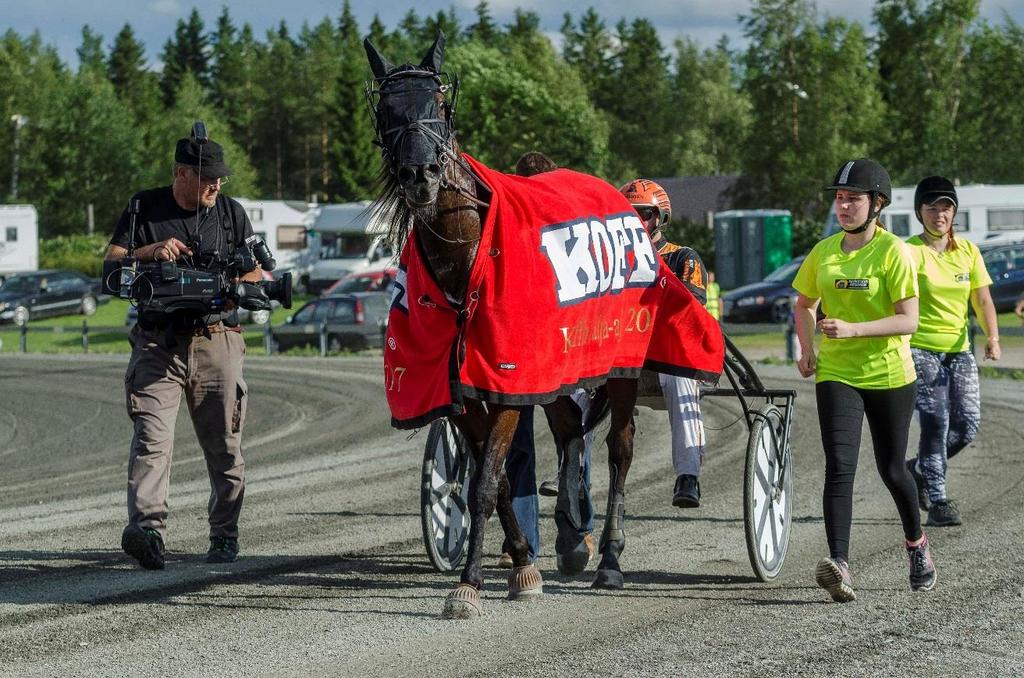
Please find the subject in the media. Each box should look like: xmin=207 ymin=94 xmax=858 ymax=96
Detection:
xmin=841 ymin=191 xmax=878 ymax=235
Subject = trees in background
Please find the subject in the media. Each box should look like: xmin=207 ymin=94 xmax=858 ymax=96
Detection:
xmin=0 ymin=1 xmax=1022 ymax=240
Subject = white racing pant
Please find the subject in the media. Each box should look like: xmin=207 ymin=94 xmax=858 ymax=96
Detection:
xmin=658 ymin=373 xmax=706 ymax=477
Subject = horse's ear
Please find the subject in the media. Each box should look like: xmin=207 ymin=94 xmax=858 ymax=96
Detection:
xmin=364 ymin=37 xmax=395 ymax=79
xmin=419 ymin=31 xmax=445 ymax=73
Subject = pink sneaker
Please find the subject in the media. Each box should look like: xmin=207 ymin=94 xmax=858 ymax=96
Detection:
xmin=906 ymin=534 xmax=937 ymax=592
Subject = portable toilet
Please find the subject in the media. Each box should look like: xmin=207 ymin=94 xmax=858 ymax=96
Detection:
xmin=713 ymin=209 xmax=792 ymax=289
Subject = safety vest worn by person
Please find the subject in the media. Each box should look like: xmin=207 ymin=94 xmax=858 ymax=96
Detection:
xmin=705 ymin=281 xmax=721 ymax=320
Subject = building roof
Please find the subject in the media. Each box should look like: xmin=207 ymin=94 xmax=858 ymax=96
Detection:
xmin=650 ymin=175 xmax=739 ymax=225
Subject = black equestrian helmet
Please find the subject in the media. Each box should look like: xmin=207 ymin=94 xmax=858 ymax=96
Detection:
xmin=914 ymin=175 xmax=958 ymax=223
xmin=824 ymin=158 xmax=892 ymax=205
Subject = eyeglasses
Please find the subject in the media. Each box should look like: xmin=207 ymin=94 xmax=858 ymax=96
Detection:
xmin=190 ymin=168 xmax=229 ymax=186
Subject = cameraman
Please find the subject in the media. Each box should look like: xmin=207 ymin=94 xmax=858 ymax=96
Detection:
xmin=104 ymin=131 xmax=260 ymax=569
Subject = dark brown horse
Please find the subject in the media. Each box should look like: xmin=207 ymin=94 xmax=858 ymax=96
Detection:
xmin=365 ymin=33 xmax=638 ymax=619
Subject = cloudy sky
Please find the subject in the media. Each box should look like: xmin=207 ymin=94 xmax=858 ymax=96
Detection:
xmin=5 ymin=0 xmax=1024 ymax=68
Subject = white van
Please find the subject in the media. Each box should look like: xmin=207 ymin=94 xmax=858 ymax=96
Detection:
xmin=824 ymin=184 xmax=1024 ymax=244
xmin=305 ymin=202 xmax=396 ymax=295
xmin=0 ymin=205 xmax=39 ymax=276
xmin=234 ymin=198 xmax=315 ymax=273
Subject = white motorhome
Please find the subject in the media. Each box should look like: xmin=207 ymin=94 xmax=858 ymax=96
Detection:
xmin=234 ymin=198 xmax=315 ymax=274
xmin=304 ymin=202 xmax=395 ymax=295
xmin=0 ymin=205 xmax=39 ymax=276
xmin=824 ymin=184 xmax=1024 ymax=244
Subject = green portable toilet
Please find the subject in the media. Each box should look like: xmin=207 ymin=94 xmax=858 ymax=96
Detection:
xmin=713 ymin=209 xmax=792 ymax=289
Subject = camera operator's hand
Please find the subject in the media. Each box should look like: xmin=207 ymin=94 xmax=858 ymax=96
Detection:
xmin=148 ymin=238 xmax=193 ymax=262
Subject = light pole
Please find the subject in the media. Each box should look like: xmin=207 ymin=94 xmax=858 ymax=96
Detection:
xmin=782 ymin=82 xmax=807 ymax=146
xmin=10 ymin=114 xmax=28 ymax=201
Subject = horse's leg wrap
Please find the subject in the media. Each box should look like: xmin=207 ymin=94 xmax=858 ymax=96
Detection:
xmin=555 ymin=434 xmax=588 ymax=575
xmin=594 ymin=466 xmax=626 ymax=589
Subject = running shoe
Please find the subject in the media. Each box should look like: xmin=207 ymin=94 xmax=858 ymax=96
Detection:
xmin=121 ymin=524 xmax=165 ymax=570
xmin=206 ymin=536 xmax=239 ymax=564
xmin=906 ymin=534 xmax=937 ymax=592
xmin=815 ymin=557 xmax=855 ymax=603
xmin=926 ymin=499 xmax=961 ymax=527
xmin=905 ymin=458 xmax=931 ymax=511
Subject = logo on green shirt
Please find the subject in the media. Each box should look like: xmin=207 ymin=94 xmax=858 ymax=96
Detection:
xmin=954 ymin=272 xmax=970 ymax=283
xmin=834 ymin=278 xmax=870 ymax=290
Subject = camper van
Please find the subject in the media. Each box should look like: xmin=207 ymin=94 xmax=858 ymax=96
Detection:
xmin=234 ymin=198 xmax=314 ymax=274
xmin=304 ymin=202 xmax=395 ymax=295
xmin=0 ymin=205 xmax=39 ymax=276
xmin=824 ymin=184 xmax=1024 ymax=244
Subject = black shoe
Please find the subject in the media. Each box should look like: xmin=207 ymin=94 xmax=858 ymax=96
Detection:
xmin=906 ymin=458 xmax=931 ymax=511
xmin=206 ymin=536 xmax=239 ymax=563
xmin=538 ymin=475 xmax=559 ymax=497
xmin=121 ymin=524 xmax=165 ymax=570
xmin=926 ymin=499 xmax=962 ymax=527
xmin=672 ymin=474 xmax=700 ymax=508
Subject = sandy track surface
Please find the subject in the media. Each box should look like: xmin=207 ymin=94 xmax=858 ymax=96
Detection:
xmin=0 ymin=354 xmax=1021 ymax=677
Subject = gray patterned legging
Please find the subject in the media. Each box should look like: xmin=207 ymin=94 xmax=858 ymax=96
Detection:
xmin=910 ymin=348 xmax=981 ymax=502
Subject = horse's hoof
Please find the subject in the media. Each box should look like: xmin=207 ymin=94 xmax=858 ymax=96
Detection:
xmin=507 ymin=564 xmax=544 ymax=600
xmin=442 ymin=584 xmax=482 ymax=619
xmin=592 ymin=568 xmax=624 ymax=590
xmin=556 ymin=539 xmax=590 ymax=576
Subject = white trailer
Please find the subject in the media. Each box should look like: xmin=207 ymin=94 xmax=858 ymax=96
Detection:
xmin=0 ymin=205 xmax=38 ymax=276
xmin=825 ymin=184 xmax=1024 ymax=244
xmin=303 ymin=202 xmax=395 ymax=295
xmin=234 ymin=198 xmax=316 ymax=274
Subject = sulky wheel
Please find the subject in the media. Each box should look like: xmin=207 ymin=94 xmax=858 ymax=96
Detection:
xmin=420 ymin=418 xmax=474 ymax=573
xmin=743 ymin=404 xmax=793 ymax=581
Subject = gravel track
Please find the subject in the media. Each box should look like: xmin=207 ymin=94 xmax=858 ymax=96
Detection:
xmin=0 ymin=354 xmax=1021 ymax=677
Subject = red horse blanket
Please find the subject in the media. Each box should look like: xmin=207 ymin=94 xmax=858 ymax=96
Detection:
xmin=383 ymin=155 xmax=724 ymax=428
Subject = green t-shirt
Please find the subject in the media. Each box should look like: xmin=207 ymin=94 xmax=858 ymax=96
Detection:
xmin=906 ymin=235 xmax=992 ymax=353
xmin=792 ymin=228 xmax=918 ymax=389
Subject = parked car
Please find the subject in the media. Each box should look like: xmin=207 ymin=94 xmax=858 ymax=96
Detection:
xmin=271 ymin=292 xmax=390 ymax=353
xmin=722 ymin=256 xmax=805 ymax=323
xmin=0 ymin=269 xmax=107 ymax=325
xmin=321 ymin=267 xmax=398 ymax=296
xmin=979 ymin=241 xmax=1024 ymax=312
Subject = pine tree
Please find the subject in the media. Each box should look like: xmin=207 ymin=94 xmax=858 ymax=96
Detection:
xmin=159 ymin=9 xmax=209 ymax=106
xmin=467 ymin=2 xmax=498 ymax=43
xmin=76 ymin=26 xmax=105 ymax=76
xmin=330 ymin=1 xmax=378 ymax=201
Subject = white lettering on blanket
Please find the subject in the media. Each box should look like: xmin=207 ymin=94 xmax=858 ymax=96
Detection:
xmin=539 ymin=213 xmax=658 ymax=305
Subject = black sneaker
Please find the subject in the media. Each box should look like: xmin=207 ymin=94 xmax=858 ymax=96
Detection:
xmin=206 ymin=536 xmax=239 ymax=563
xmin=907 ymin=534 xmax=937 ymax=592
xmin=815 ymin=557 xmax=855 ymax=603
xmin=672 ymin=474 xmax=700 ymax=508
xmin=121 ymin=524 xmax=165 ymax=570
xmin=926 ymin=499 xmax=962 ymax=527
xmin=906 ymin=458 xmax=931 ymax=511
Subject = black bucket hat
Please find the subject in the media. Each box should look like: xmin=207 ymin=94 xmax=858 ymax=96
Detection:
xmin=914 ymin=175 xmax=958 ymax=224
xmin=175 ymin=137 xmax=232 ymax=178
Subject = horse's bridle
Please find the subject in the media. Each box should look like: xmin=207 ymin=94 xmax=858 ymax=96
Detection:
xmin=365 ymin=69 xmax=490 ymax=210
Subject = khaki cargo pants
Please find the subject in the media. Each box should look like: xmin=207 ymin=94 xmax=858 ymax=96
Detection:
xmin=124 ymin=323 xmax=247 ymax=542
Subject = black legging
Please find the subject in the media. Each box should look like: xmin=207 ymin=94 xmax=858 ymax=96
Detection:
xmin=815 ymin=380 xmax=922 ymax=563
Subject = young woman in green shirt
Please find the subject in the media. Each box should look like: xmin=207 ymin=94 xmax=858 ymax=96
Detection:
xmin=905 ymin=176 xmax=1000 ymax=528
xmin=792 ymin=159 xmax=936 ymax=603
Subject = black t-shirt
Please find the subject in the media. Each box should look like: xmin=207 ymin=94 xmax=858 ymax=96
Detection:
xmin=110 ymin=186 xmax=254 ymax=326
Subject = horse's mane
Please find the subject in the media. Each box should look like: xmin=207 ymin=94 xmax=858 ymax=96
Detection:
xmin=368 ymin=164 xmax=413 ymax=253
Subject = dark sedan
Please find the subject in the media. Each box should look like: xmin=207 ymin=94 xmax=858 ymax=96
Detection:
xmin=0 ymin=269 xmax=106 ymax=325
xmin=979 ymin=241 xmax=1024 ymax=312
xmin=722 ymin=256 xmax=805 ymax=323
xmin=271 ymin=292 xmax=390 ymax=353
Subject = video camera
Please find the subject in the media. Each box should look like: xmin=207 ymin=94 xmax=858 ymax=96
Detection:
xmin=106 ymin=231 xmax=293 ymax=316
